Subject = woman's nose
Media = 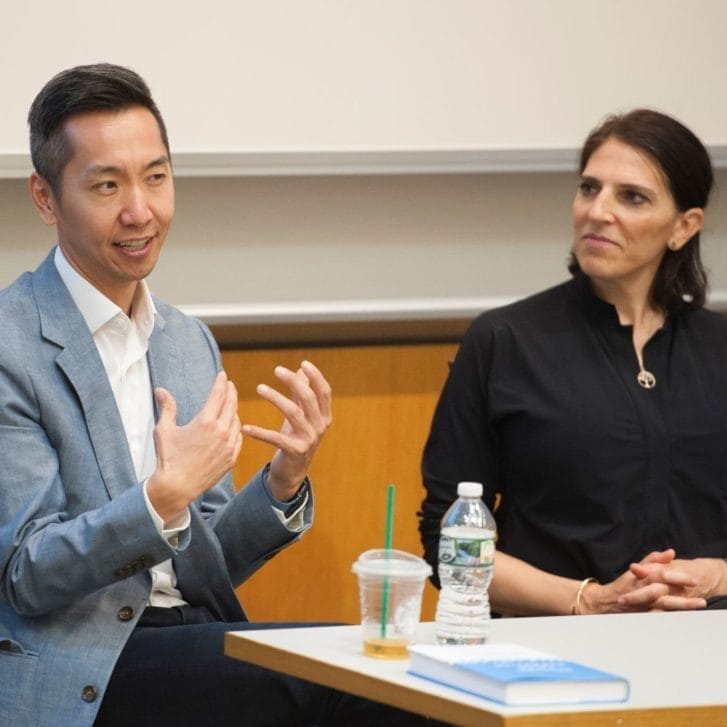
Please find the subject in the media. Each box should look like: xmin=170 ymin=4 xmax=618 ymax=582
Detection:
xmin=587 ymin=191 xmax=615 ymax=222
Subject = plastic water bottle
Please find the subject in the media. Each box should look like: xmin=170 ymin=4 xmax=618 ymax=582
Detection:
xmin=435 ymin=481 xmax=496 ymax=644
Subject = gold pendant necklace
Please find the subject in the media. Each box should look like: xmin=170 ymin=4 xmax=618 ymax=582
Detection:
xmin=637 ymin=368 xmax=656 ymax=389
xmin=634 ymin=311 xmax=663 ymax=390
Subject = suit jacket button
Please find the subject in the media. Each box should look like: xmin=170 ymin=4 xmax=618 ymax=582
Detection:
xmin=117 ymin=606 xmax=135 ymax=621
xmin=81 ymin=685 xmax=98 ymax=703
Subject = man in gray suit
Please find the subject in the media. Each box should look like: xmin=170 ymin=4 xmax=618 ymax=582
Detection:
xmin=0 ymin=64 xmax=428 ymax=726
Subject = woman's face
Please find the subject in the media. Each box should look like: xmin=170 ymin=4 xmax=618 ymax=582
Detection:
xmin=572 ymin=137 xmax=701 ymax=295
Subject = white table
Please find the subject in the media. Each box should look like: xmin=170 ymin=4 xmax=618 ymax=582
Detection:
xmin=225 ymin=611 xmax=727 ymax=726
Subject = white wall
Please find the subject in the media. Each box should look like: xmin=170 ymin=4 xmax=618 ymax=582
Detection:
xmin=3 ymin=1 xmax=727 ymax=331
xmin=3 ymin=1 xmax=727 ymax=154
xmin=3 ymin=171 xmax=727 ymax=313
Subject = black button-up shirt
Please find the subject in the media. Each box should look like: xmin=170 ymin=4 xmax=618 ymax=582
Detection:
xmin=420 ymin=275 xmax=727 ymax=585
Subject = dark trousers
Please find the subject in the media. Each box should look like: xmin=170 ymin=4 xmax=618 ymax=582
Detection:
xmin=94 ymin=607 xmax=438 ymax=726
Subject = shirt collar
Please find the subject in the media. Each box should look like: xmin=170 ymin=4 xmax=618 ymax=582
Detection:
xmin=571 ymin=271 xmax=674 ymax=333
xmin=53 ymin=245 xmax=157 ymax=338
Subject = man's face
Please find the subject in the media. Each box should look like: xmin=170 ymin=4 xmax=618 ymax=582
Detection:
xmin=32 ymin=106 xmax=174 ymax=311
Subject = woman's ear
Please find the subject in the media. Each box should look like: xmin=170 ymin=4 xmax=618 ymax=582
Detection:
xmin=670 ymin=207 xmax=704 ymax=251
xmin=29 ymin=173 xmax=58 ymax=225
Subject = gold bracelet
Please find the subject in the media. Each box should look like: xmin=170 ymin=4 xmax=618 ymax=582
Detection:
xmin=572 ymin=577 xmax=598 ymax=615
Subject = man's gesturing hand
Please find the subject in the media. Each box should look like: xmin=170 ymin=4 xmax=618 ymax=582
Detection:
xmin=147 ymin=371 xmax=243 ymax=524
xmin=242 ymin=360 xmax=332 ymax=502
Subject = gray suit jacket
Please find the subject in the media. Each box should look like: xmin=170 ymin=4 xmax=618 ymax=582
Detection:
xmin=0 ymin=251 xmax=311 ymax=726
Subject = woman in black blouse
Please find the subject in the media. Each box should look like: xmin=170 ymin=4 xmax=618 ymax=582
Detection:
xmin=420 ymin=109 xmax=727 ymax=615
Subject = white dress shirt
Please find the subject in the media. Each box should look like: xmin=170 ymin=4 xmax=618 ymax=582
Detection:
xmin=55 ymin=247 xmax=189 ymax=606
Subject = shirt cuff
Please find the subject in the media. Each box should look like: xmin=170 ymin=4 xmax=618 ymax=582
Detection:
xmin=262 ymin=465 xmax=311 ymax=533
xmin=142 ymin=479 xmax=191 ymax=547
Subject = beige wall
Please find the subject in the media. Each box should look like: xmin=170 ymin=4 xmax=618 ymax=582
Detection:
xmin=3 ymin=171 xmax=727 ymax=314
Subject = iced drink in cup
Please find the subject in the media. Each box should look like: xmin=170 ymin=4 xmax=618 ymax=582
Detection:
xmin=352 ymin=548 xmax=432 ymax=659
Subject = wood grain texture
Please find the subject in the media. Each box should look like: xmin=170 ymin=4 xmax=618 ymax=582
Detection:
xmin=223 ymin=343 xmax=457 ymax=624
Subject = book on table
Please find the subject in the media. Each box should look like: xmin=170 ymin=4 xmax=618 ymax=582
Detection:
xmin=407 ymin=643 xmax=629 ymax=706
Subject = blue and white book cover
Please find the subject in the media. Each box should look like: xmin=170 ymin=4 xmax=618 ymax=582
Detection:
xmin=408 ymin=643 xmax=630 ymax=705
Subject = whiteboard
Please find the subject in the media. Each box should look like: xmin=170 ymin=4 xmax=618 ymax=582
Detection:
xmin=3 ymin=0 xmax=727 ymax=164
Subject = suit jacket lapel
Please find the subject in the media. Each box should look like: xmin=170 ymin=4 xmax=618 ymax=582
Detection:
xmin=31 ymin=251 xmax=138 ymax=500
xmin=146 ymin=309 xmax=188 ymax=423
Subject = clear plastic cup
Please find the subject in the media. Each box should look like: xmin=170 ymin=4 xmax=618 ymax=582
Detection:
xmin=352 ymin=548 xmax=432 ymax=659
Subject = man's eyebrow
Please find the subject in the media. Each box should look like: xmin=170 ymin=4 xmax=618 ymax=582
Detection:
xmin=145 ymin=155 xmax=171 ymax=170
xmin=85 ymin=164 xmax=122 ymax=178
xmin=85 ymin=156 xmax=170 ymax=178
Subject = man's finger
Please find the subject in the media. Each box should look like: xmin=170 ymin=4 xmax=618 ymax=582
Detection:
xmin=272 ymin=364 xmax=328 ymax=429
xmin=198 ymin=371 xmax=229 ymax=420
xmin=301 ymin=360 xmax=333 ymax=421
xmin=218 ymin=380 xmax=240 ymax=429
xmin=256 ymin=382 xmax=309 ymax=426
xmin=241 ymin=423 xmax=283 ymax=449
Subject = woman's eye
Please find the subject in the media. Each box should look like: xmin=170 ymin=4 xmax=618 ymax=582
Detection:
xmin=578 ymin=181 xmax=597 ymax=196
xmin=623 ymin=190 xmax=647 ymax=205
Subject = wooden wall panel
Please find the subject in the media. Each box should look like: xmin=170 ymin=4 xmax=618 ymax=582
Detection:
xmin=222 ymin=342 xmax=457 ymax=624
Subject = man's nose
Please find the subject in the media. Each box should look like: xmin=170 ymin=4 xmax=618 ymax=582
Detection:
xmin=119 ymin=187 xmax=153 ymax=227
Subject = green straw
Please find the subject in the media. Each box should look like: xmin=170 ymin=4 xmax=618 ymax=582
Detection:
xmin=380 ymin=483 xmax=395 ymax=639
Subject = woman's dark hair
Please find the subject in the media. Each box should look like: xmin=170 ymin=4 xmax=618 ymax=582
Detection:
xmin=569 ymin=108 xmax=713 ymax=312
xmin=28 ymin=63 xmax=170 ymax=199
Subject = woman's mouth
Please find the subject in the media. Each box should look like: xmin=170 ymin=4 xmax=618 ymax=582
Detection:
xmin=582 ymin=233 xmax=618 ymax=248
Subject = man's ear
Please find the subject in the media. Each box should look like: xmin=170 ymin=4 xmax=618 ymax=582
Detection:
xmin=29 ymin=173 xmax=58 ymax=225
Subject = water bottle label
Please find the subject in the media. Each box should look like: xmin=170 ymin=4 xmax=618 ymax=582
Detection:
xmin=439 ymin=534 xmax=494 ymax=567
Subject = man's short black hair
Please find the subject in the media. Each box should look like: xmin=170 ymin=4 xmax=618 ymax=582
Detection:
xmin=28 ymin=63 xmax=170 ymax=198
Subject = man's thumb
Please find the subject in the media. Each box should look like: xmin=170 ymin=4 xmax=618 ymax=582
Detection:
xmin=155 ymin=387 xmax=178 ymax=427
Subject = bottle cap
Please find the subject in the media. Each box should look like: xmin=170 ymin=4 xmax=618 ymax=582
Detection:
xmin=457 ymin=481 xmax=483 ymax=498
